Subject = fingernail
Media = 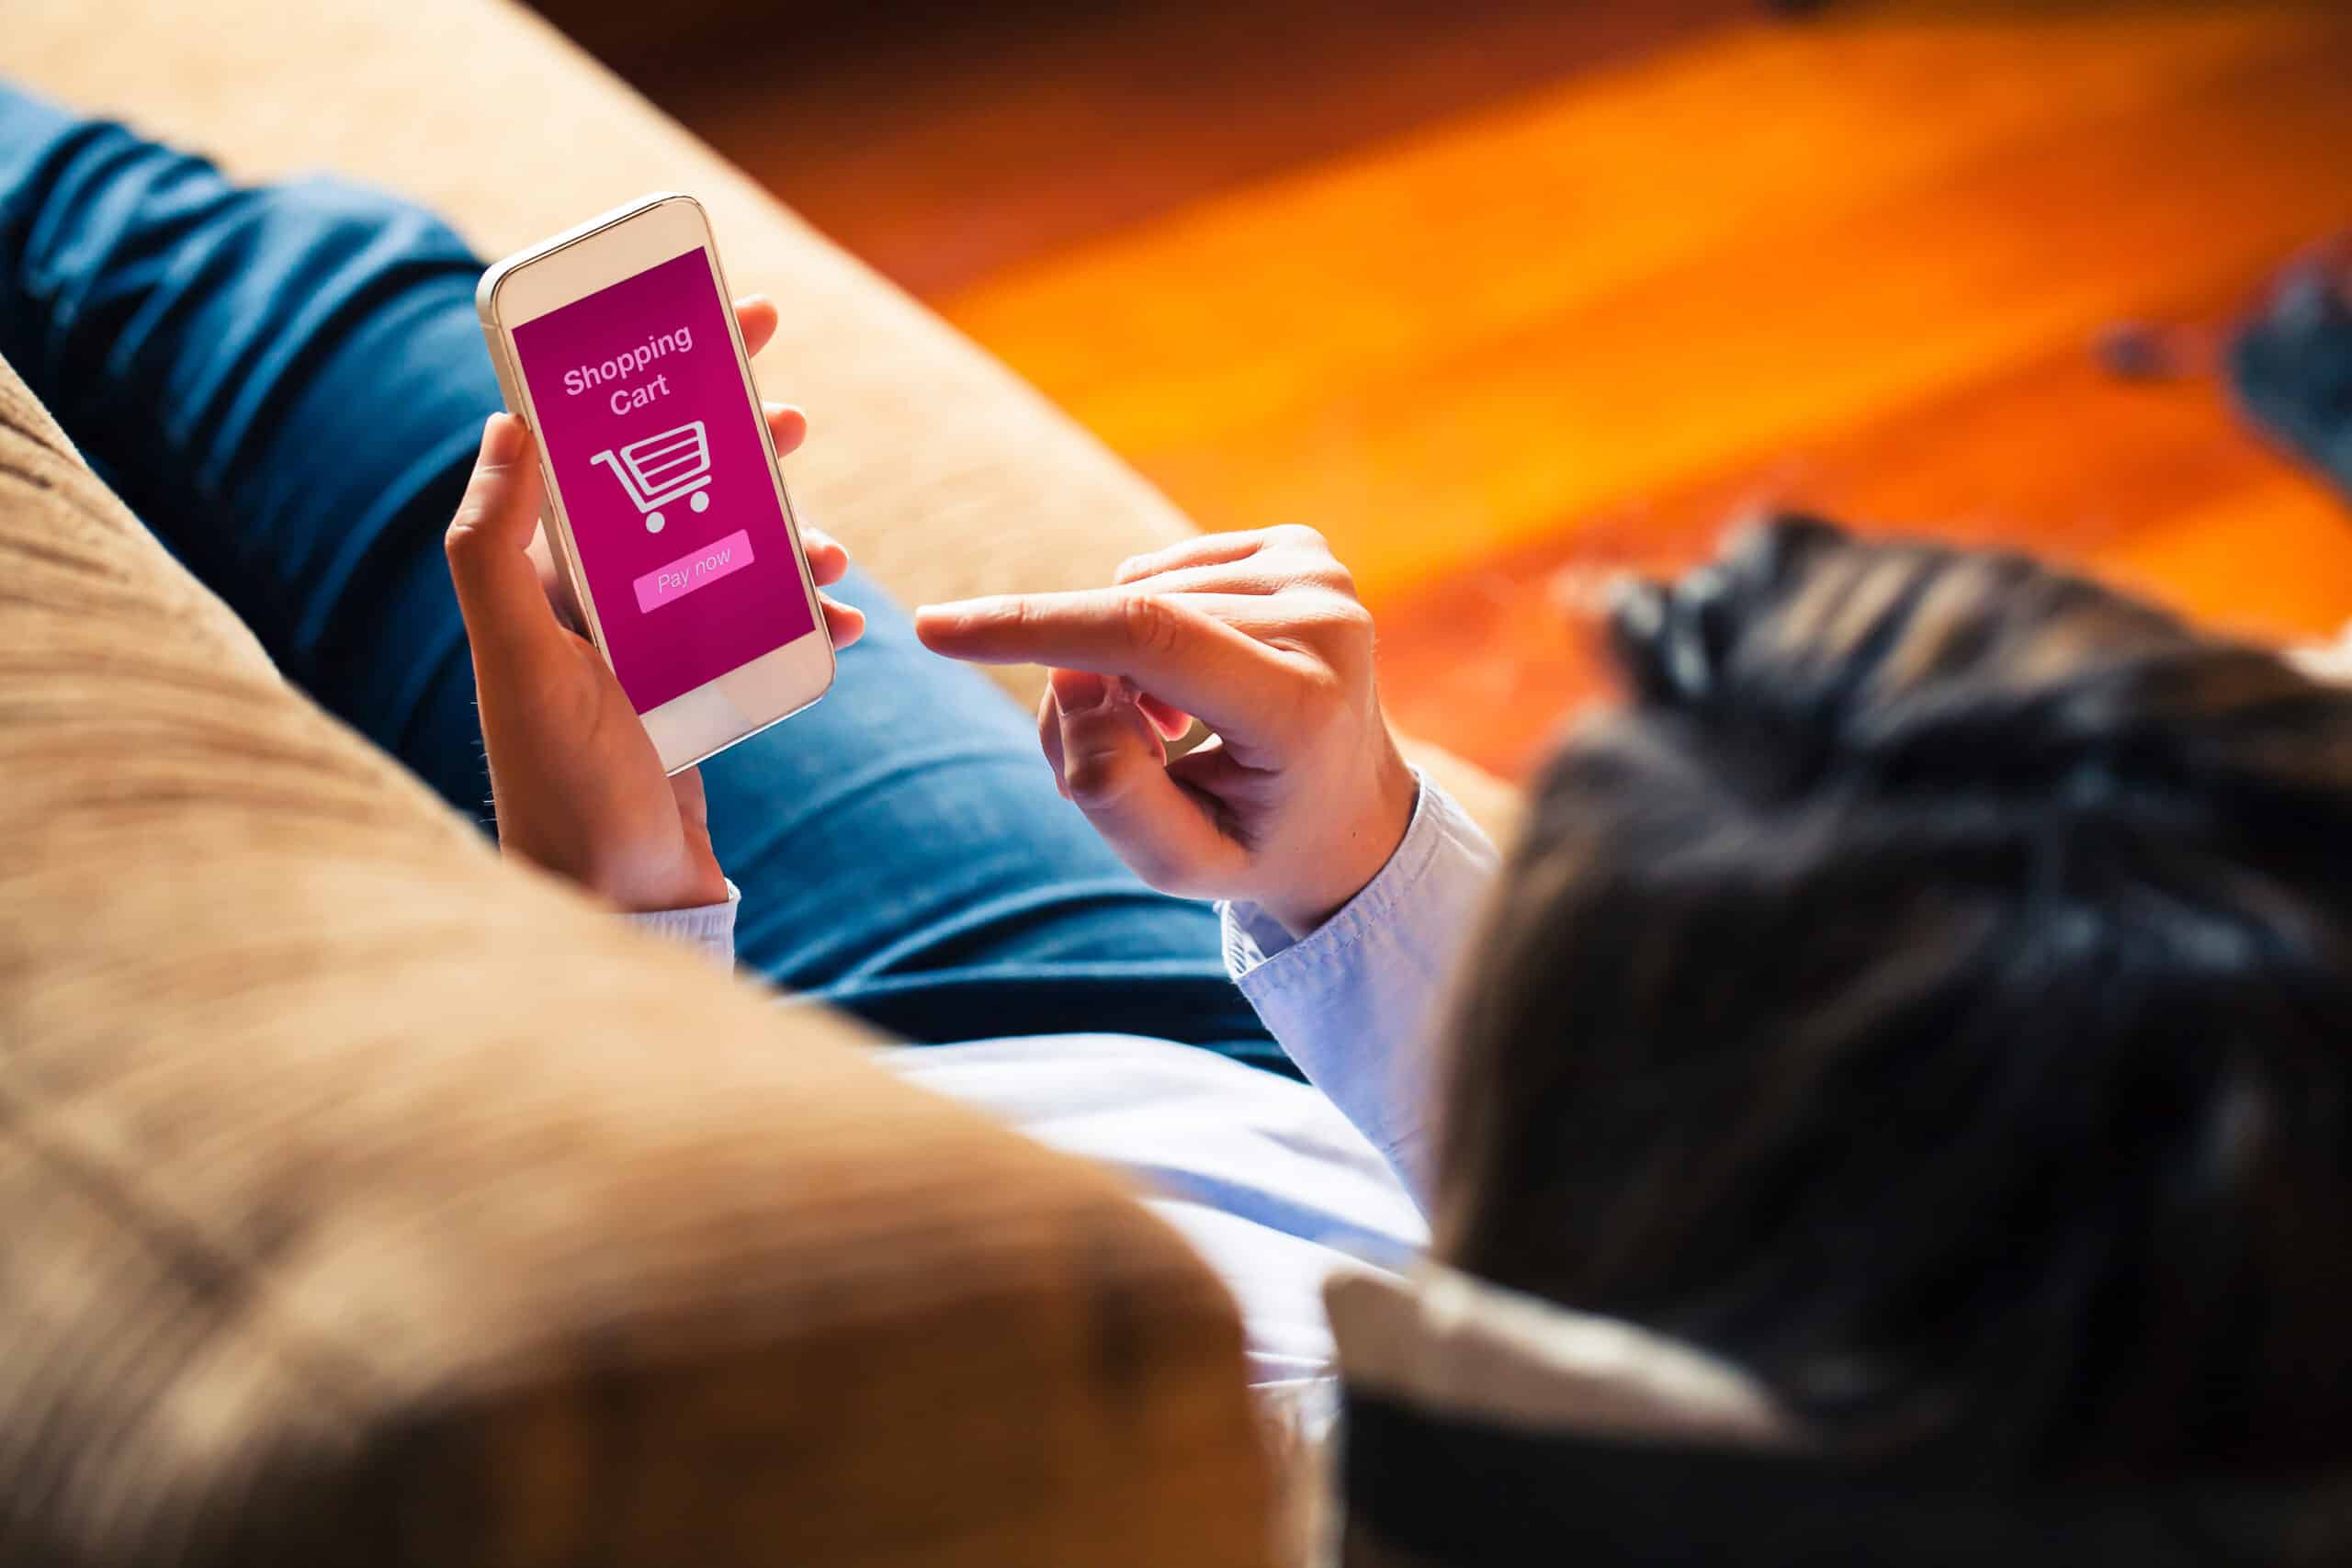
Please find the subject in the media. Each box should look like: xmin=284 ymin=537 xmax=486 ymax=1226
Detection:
xmin=480 ymin=414 xmax=521 ymax=464
xmin=1052 ymin=669 xmax=1113 ymax=712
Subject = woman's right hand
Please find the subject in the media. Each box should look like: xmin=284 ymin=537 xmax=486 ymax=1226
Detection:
xmin=914 ymin=526 xmax=1419 ymax=937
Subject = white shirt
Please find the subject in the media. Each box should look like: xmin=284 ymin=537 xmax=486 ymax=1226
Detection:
xmin=631 ymin=777 xmax=1500 ymax=1384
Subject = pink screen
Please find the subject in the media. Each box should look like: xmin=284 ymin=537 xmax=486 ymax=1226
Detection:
xmin=512 ymin=247 xmax=815 ymax=714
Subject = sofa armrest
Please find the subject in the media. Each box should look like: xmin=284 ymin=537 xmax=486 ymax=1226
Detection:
xmin=0 ymin=358 xmax=1271 ymax=1564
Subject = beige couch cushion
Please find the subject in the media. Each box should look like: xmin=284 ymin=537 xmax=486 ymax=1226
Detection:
xmin=0 ymin=357 xmax=1272 ymax=1562
xmin=6 ymin=0 xmax=1519 ymax=839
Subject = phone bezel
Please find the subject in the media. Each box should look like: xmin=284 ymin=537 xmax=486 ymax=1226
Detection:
xmin=477 ymin=194 xmax=835 ymax=774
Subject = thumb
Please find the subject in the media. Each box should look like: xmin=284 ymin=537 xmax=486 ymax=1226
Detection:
xmin=445 ymin=414 xmax=569 ymax=674
xmin=1051 ymin=669 xmax=1244 ymax=896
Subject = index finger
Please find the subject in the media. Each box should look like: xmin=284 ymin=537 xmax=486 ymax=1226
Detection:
xmin=914 ymin=590 xmax=1300 ymax=744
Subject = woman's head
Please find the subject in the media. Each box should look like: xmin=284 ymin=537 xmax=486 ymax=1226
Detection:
xmin=1439 ymin=517 xmax=2352 ymax=1479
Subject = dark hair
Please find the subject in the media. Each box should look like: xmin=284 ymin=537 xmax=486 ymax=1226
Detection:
xmin=1436 ymin=516 xmax=2352 ymax=1482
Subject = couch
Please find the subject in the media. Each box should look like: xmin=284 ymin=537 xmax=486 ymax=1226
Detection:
xmin=3 ymin=0 xmax=1510 ymax=1562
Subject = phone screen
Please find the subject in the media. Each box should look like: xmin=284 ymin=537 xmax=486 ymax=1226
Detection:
xmin=510 ymin=247 xmax=815 ymax=715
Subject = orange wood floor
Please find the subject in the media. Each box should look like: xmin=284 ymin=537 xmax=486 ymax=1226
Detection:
xmin=598 ymin=0 xmax=2352 ymax=778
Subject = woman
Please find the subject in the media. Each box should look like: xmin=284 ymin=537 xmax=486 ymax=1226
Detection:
xmin=11 ymin=85 xmax=2352 ymax=1526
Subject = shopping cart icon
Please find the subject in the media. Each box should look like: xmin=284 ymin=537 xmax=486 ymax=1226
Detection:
xmin=591 ymin=420 xmax=712 ymax=534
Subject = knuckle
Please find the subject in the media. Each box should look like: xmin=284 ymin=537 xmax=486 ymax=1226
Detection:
xmin=445 ymin=475 xmax=513 ymax=556
xmin=1272 ymin=523 xmax=1331 ymax=557
xmin=1003 ymin=597 xmax=1047 ymax=644
xmin=1121 ymin=592 xmax=1188 ymax=659
xmin=1061 ymin=746 xmax=1130 ymax=808
xmin=443 ymin=517 xmax=486 ymax=563
xmin=1326 ymin=595 xmax=1375 ymax=635
xmin=1286 ymin=597 xmax=1375 ymax=668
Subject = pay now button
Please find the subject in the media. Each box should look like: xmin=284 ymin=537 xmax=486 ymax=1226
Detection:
xmin=634 ymin=528 xmax=754 ymax=614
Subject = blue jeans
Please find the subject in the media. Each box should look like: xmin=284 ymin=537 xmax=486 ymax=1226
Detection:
xmin=0 ymin=87 xmax=1292 ymax=1073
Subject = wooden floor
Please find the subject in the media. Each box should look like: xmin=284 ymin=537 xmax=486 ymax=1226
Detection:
xmin=597 ymin=0 xmax=2352 ymax=778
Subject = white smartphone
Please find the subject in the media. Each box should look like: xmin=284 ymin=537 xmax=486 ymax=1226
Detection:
xmin=477 ymin=194 xmax=834 ymax=773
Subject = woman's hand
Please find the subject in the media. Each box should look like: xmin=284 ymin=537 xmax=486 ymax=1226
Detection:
xmin=914 ymin=525 xmax=1417 ymax=936
xmin=444 ymin=299 xmax=863 ymax=912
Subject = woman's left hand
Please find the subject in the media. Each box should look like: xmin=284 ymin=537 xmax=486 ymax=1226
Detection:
xmin=444 ymin=344 xmax=862 ymax=912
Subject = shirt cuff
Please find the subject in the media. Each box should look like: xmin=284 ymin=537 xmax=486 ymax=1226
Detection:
xmin=622 ymin=879 xmax=741 ymax=969
xmin=1220 ymin=772 xmax=1489 ymax=979
xmin=1218 ymin=773 xmax=1500 ymax=1202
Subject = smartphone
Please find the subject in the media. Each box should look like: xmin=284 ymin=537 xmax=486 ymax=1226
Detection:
xmin=477 ymin=194 xmax=833 ymax=773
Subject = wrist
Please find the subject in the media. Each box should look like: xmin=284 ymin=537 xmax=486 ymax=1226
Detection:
xmin=1265 ymin=744 xmax=1420 ymax=938
xmin=505 ymin=835 xmax=728 ymax=916
xmin=616 ymin=835 xmax=730 ymax=913
xmin=633 ymin=859 xmax=731 ymax=915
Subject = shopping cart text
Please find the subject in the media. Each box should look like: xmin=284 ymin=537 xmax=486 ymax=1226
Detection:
xmin=601 ymin=375 xmax=672 ymax=415
xmin=562 ymin=325 xmax=692 ymax=416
